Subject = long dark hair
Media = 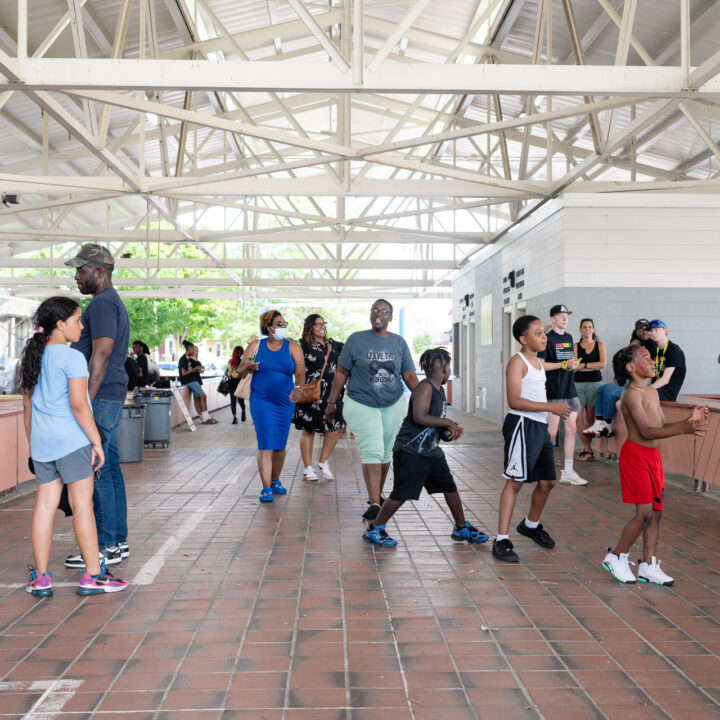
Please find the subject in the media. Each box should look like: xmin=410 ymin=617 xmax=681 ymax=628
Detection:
xmin=579 ymin=318 xmax=599 ymax=342
xmin=302 ymin=313 xmax=323 ymax=344
xmin=20 ymin=296 xmax=80 ymax=395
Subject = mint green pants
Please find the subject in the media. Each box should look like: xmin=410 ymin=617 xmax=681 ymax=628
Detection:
xmin=343 ymin=395 xmax=408 ymax=464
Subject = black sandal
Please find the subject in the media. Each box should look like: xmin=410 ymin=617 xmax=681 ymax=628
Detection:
xmin=577 ymin=450 xmax=594 ymax=462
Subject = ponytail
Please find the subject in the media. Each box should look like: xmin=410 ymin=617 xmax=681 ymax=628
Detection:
xmin=19 ymin=296 xmax=80 ymax=395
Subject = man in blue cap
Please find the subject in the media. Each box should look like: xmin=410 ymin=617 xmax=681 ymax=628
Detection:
xmin=648 ymin=320 xmax=686 ymax=402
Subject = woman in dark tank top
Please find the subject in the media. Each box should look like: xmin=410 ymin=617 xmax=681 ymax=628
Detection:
xmin=574 ymin=318 xmax=606 ymax=461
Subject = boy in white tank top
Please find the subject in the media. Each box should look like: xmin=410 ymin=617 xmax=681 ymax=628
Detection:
xmin=493 ymin=316 xmax=571 ymax=564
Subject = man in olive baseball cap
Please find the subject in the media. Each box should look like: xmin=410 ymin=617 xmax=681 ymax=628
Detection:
xmin=64 ymin=243 xmax=115 ymax=269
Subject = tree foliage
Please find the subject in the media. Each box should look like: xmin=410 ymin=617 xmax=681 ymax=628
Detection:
xmin=413 ymin=333 xmax=433 ymax=356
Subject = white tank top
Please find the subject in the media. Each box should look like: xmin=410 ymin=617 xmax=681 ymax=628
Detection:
xmin=509 ymin=352 xmax=548 ymax=424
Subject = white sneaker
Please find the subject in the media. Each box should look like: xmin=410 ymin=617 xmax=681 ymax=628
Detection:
xmin=638 ymin=557 xmax=674 ymax=586
xmin=303 ymin=465 xmax=319 ymax=481
xmin=602 ymin=549 xmax=636 ymax=583
xmin=582 ymin=419 xmax=611 ymax=437
xmin=316 ymin=460 xmax=334 ymax=479
xmin=559 ymin=469 xmax=588 ymax=486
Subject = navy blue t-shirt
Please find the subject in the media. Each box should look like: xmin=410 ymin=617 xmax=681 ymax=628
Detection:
xmin=71 ymin=287 xmax=129 ymax=401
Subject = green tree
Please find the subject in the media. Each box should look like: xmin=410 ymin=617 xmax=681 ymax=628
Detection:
xmin=413 ymin=333 xmax=433 ymax=356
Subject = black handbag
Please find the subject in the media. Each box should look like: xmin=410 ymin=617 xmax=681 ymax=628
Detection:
xmin=217 ymin=374 xmax=230 ymax=396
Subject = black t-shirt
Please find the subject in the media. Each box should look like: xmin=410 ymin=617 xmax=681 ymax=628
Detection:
xmin=178 ymin=355 xmax=203 ymax=386
xmin=135 ymin=354 xmax=148 ymax=388
xmin=539 ymin=330 xmax=577 ymax=399
xmin=393 ymin=379 xmax=446 ymax=457
xmin=655 ymin=340 xmax=686 ymax=402
xmin=124 ymin=356 xmax=138 ymax=391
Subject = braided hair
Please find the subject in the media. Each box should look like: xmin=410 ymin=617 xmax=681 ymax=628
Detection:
xmin=20 ymin=296 xmax=80 ymax=395
xmin=419 ymin=347 xmax=451 ymax=375
xmin=612 ymin=345 xmax=643 ymax=386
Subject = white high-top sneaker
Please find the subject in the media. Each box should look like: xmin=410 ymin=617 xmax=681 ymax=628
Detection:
xmin=583 ymin=419 xmax=611 ymax=437
xmin=560 ymin=468 xmax=588 ymax=486
xmin=602 ymin=549 xmax=636 ymax=583
xmin=638 ymin=557 xmax=674 ymax=586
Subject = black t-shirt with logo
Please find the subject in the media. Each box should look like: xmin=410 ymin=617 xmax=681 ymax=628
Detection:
xmin=539 ymin=329 xmax=577 ymax=400
xmin=655 ymin=340 xmax=686 ymax=402
xmin=393 ymin=379 xmax=446 ymax=458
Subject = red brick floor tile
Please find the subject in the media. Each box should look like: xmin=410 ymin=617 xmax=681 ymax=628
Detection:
xmin=161 ymin=689 xmax=227 ymax=710
xmin=113 ymin=672 xmax=175 ymax=692
xmin=229 ymin=671 xmax=288 ymax=690
xmin=170 ymin=672 xmax=232 ymax=691
xmin=225 ymin=688 xmax=286 ymax=709
xmin=98 ymin=690 xmax=167 ymax=712
xmin=349 ymin=688 xmax=409 ymax=707
xmin=288 ymin=687 xmax=346 ymax=707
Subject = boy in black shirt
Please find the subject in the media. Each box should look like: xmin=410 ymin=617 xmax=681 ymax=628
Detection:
xmin=363 ymin=348 xmax=489 ymax=547
xmin=648 ymin=320 xmax=686 ymax=401
xmin=540 ymin=305 xmax=587 ymax=486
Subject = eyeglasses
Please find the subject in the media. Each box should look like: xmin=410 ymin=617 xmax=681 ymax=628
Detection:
xmin=371 ymin=308 xmax=391 ymax=316
xmin=314 ymin=322 xmax=327 ymax=328
xmin=272 ymin=321 xmax=288 ymax=328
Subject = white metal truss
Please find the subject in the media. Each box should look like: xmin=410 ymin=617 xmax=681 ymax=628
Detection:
xmin=0 ymin=0 xmax=719 ymax=301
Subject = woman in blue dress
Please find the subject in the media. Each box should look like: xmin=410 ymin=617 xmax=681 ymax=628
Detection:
xmin=238 ymin=310 xmax=305 ymax=502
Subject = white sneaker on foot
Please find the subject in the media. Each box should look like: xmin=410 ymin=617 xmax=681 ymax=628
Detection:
xmin=638 ymin=557 xmax=674 ymax=586
xmin=303 ymin=465 xmax=319 ymax=481
xmin=560 ymin=469 xmax=588 ymax=486
xmin=582 ymin=419 xmax=611 ymax=437
xmin=316 ymin=460 xmax=334 ymax=479
xmin=602 ymin=549 xmax=636 ymax=583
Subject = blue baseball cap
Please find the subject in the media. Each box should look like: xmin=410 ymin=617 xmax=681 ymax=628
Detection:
xmin=648 ymin=319 xmax=667 ymax=329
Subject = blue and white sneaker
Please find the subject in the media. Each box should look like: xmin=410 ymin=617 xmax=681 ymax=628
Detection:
xmin=363 ymin=525 xmax=397 ymax=547
xmin=270 ymin=479 xmax=287 ymax=495
xmin=260 ymin=487 xmax=274 ymax=503
xmin=451 ymin=522 xmax=489 ymax=544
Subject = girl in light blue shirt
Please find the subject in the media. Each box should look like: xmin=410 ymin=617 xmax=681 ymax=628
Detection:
xmin=20 ymin=297 xmax=127 ymax=597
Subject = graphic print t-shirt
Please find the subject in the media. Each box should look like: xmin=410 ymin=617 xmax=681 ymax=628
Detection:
xmin=339 ymin=330 xmax=414 ymax=408
xmin=394 ymin=379 xmax=446 ymax=457
xmin=539 ymin=329 xmax=577 ymax=399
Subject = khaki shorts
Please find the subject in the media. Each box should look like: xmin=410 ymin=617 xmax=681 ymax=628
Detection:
xmin=575 ymin=381 xmax=602 ymax=408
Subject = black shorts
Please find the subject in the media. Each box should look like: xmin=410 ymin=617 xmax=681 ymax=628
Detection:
xmin=502 ymin=414 xmax=556 ymax=484
xmin=391 ymin=449 xmax=457 ymax=501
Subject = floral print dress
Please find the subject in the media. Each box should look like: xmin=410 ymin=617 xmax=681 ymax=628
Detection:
xmin=293 ymin=338 xmax=345 ymax=433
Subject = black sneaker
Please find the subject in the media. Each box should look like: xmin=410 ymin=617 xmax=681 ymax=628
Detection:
xmin=65 ymin=547 xmax=122 ymax=569
xmin=362 ymin=503 xmax=381 ymax=521
xmin=118 ymin=541 xmax=130 ymax=559
xmin=516 ymin=520 xmax=555 ymax=549
xmin=492 ymin=538 xmax=519 ymax=563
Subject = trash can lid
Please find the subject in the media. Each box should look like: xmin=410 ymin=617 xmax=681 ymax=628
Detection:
xmin=136 ymin=388 xmax=174 ymax=397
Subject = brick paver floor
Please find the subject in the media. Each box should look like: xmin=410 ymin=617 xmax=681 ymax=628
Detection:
xmin=1 ymin=406 xmax=719 ymax=719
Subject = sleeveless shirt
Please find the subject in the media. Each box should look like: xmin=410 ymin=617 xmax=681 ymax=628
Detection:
xmin=509 ymin=352 xmax=548 ymax=424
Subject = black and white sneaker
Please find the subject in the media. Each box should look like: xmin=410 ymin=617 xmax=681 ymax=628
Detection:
xmin=118 ymin=541 xmax=130 ymax=559
xmin=492 ymin=538 xmax=519 ymax=563
xmin=362 ymin=503 xmax=381 ymax=521
xmin=516 ymin=520 xmax=556 ymax=548
xmin=65 ymin=547 xmax=122 ymax=569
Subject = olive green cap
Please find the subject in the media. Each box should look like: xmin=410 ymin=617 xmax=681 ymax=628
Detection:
xmin=64 ymin=243 xmax=115 ymax=268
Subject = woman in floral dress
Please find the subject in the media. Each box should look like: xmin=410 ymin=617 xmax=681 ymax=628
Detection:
xmin=294 ymin=314 xmax=345 ymax=480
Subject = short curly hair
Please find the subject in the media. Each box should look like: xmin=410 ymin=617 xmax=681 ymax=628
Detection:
xmin=260 ymin=310 xmax=283 ymax=336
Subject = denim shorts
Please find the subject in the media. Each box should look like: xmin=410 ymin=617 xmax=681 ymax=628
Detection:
xmin=34 ymin=444 xmax=94 ymax=485
xmin=186 ymin=381 xmax=206 ymax=398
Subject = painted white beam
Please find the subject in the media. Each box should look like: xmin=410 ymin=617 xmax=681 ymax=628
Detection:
xmin=4 ymin=58 xmax=720 ymax=96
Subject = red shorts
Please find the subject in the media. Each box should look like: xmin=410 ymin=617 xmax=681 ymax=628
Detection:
xmin=619 ymin=440 xmax=665 ymax=511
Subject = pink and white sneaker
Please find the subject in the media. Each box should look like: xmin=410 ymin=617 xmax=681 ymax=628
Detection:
xmin=26 ymin=566 xmax=53 ymax=597
xmin=77 ymin=561 xmax=128 ymax=595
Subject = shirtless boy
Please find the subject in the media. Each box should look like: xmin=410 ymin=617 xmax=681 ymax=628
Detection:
xmin=602 ymin=345 xmax=708 ymax=585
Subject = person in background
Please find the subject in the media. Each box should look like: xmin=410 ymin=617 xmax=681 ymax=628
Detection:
xmin=132 ymin=340 xmax=154 ymax=388
xmin=226 ymin=345 xmax=246 ymax=424
xmin=294 ymin=313 xmax=345 ymax=481
xmin=325 ymin=299 xmax=418 ymax=521
xmin=64 ymin=243 xmax=130 ymax=569
xmin=649 ymin=319 xmax=686 ymax=402
xmin=238 ymin=311 xmax=305 ymax=503
xmin=179 ymin=341 xmax=218 ymax=425
xmin=574 ymin=318 xmax=606 ymax=462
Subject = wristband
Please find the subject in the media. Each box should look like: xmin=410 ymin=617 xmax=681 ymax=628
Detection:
xmin=561 ymin=360 xmax=568 ymax=370
xmin=327 ymin=402 xmax=336 ymax=407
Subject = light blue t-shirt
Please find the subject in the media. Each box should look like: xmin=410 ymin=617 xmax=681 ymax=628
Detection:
xmin=339 ymin=330 xmax=414 ymax=408
xmin=31 ymin=345 xmax=92 ymax=462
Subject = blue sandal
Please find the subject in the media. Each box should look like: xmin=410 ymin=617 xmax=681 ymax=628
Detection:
xmin=270 ymin=479 xmax=287 ymax=495
xmin=259 ymin=487 xmax=274 ymax=503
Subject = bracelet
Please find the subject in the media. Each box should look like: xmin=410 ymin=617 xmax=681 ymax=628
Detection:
xmin=294 ymin=385 xmax=302 ymax=390
xmin=561 ymin=360 xmax=568 ymax=370
xmin=327 ymin=402 xmax=336 ymax=407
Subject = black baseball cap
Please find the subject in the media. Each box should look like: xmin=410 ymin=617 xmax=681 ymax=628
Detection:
xmin=550 ymin=304 xmax=572 ymax=316
xmin=635 ymin=318 xmax=650 ymax=330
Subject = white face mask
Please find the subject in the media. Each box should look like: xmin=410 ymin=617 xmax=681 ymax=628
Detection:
xmin=271 ymin=327 xmax=288 ymax=341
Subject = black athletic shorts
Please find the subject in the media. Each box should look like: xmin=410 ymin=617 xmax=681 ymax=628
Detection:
xmin=390 ymin=448 xmax=457 ymax=501
xmin=502 ymin=414 xmax=556 ymax=484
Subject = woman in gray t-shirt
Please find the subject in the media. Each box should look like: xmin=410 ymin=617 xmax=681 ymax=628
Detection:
xmin=326 ymin=299 xmax=418 ymax=521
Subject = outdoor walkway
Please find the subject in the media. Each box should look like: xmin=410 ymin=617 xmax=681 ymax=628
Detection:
xmin=1 ymin=406 xmax=719 ymax=720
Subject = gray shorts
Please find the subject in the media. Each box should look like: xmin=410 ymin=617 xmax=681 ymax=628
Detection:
xmin=34 ymin=445 xmax=94 ymax=485
xmin=549 ymin=396 xmax=581 ymax=414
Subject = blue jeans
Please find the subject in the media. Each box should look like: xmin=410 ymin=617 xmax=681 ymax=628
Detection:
xmin=595 ymin=382 xmax=624 ymax=420
xmin=91 ymin=398 xmax=127 ymax=549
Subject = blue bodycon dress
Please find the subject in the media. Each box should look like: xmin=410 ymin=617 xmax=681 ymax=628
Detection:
xmin=250 ymin=338 xmax=295 ymax=450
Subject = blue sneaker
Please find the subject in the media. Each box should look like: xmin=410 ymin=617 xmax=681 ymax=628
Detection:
xmin=451 ymin=522 xmax=489 ymax=544
xmin=363 ymin=525 xmax=397 ymax=547
xmin=260 ymin=487 xmax=274 ymax=503
xmin=26 ymin=566 xmax=53 ymax=597
xmin=270 ymin=479 xmax=287 ymax=495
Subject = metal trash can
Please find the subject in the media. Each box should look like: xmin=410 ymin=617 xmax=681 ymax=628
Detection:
xmin=118 ymin=403 xmax=145 ymax=463
xmin=135 ymin=388 xmax=173 ymax=448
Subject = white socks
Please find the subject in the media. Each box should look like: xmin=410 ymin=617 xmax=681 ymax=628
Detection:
xmin=524 ymin=518 xmax=539 ymax=529
xmin=497 ymin=534 xmax=510 ymax=541
xmin=200 ymin=411 xmax=210 ymax=421
xmin=564 ymin=459 xmax=574 ymax=473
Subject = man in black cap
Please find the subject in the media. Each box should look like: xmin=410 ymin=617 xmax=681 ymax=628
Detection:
xmin=63 ymin=244 xmax=130 ymax=569
xmin=539 ymin=305 xmax=587 ymax=486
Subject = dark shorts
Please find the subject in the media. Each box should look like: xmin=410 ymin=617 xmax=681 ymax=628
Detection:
xmin=548 ymin=396 xmax=581 ymax=414
xmin=619 ymin=440 xmax=665 ymax=511
xmin=33 ymin=444 xmax=94 ymax=485
xmin=502 ymin=414 xmax=556 ymax=484
xmin=390 ymin=448 xmax=457 ymax=501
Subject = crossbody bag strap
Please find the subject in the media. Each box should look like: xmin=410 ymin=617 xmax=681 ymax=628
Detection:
xmin=318 ymin=342 xmax=331 ymax=380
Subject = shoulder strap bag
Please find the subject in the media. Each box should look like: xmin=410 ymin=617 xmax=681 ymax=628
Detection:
xmin=294 ymin=343 xmax=331 ymax=405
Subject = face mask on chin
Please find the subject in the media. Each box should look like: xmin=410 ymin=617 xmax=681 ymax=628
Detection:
xmin=271 ymin=327 xmax=288 ymax=341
